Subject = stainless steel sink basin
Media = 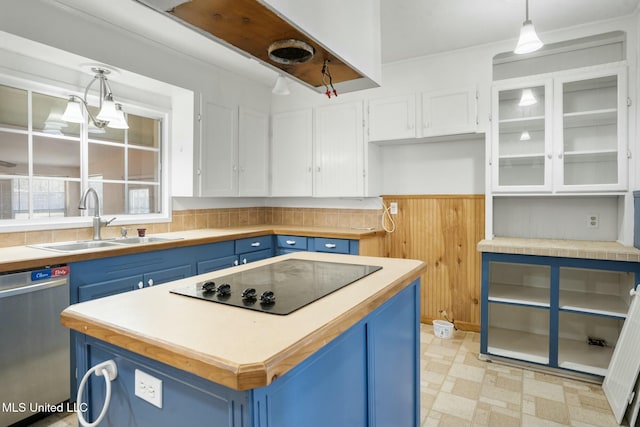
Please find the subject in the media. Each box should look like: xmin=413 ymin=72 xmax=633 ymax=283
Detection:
xmin=30 ymin=240 xmax=122 ymax=252
xmin=30 ymin=236 xmax=181 ymax=252
xmin=112 ymin=237 xmax=179 ymax=245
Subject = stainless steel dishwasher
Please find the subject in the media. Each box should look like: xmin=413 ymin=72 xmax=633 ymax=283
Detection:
xmin=0 ymin=265 xmax=70 ymax=426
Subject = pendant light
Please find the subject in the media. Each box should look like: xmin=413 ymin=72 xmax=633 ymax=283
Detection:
xmin=514 ymin=0 xmax=544 ymax=54
xmin=272 ymin=75 xmax=290 ymax=96
xmin=518 ymin=88 xmax=537 ymax=106
xmin=62 ymin=67 xmax=129 ymax=129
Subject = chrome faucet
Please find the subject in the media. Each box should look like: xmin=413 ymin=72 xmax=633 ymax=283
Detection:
xmin=78 ymin=187 xmax=115 ymax=240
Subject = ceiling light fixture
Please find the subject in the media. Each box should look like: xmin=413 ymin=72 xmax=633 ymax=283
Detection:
xmin=62 ymin=67 xmax=129 ymax=129
xmin=272 ymin=75 xmax=290 ymax=96
xmin=518 ymin=88 xmax=537 ymax=106
xmin=514 ymin=0 xmax=543 ymax=54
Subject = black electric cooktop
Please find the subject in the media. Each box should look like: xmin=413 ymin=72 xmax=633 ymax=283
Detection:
xmin=170 ymin=259 xmax=382 ymax=315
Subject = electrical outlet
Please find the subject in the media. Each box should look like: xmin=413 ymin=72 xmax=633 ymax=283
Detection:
xmin=135 ymin=369 xmax=162 ymax=408
xmin=587 ymin=213 xmax=599 ymax=229
xmin=389 ymin=202 xmax=398 ymax=215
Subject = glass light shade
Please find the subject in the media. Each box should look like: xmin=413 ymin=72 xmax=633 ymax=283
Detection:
xmin=96 ymin=94 xmax=120 ymax=122
xmin=272 ymin=75 xmax=290 ymax=96
xmin=514 ymin=20 xmax=543 ymax=54
xmin=62 ymin=98 xmax=85 ymax=123
xmin=107 ymin=105 xmax=129 ymax=129
xmin=520 ymin=130 xmax=531 ymax=141
xmin=518 ymin=88 xmax=537 ymax=107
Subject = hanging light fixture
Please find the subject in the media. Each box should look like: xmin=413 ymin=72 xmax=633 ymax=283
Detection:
xmin=518 ymin=88 xmax=537 ymax=106
xmin=514 ymin=0 xmax=544 ymax=54
xmin=272 ymin=75 xmax=290 ymax=96
xmin=62 ymin=67 xmax=129 ymax=129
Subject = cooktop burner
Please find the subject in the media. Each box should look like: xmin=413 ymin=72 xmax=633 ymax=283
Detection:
xmin=170 ymin=259 xmax=382 ymax=315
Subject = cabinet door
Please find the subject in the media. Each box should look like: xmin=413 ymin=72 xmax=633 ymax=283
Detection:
xmin=314 ymin=101 xmax=364 ymax=197
xmin=78 ymin=275 xmax=142 ymax=302
xmin=491 ymin=78 xmax=553 ymax=192
xmin=197 ymin=255 xmax=238 ymax=275
xmin=553 ymin=67 xmax=627 ymax=192
xmin=367 ymin=95 xmax=416 ymax=142
xmin=199 ymin=97 xmax=238 ymax=196
xmin=271 ymin=109 xmax=313 ymax=196
xmin=238 ymin=107 xmax=269 ymax=196
xmin=421 ymin=87 xmax=477 ymax=137
xmin=143 ymin=264 xmax=192 ymax=288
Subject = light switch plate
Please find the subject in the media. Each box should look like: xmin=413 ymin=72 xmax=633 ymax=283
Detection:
xmin=135 ymin=369 xmax=163 ymax=408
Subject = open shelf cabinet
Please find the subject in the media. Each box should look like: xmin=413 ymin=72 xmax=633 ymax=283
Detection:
xmin=481 ymin=252 xmax=639 ymax=378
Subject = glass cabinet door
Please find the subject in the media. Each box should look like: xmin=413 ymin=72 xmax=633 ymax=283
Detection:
xmin=554 ymin=68 xmax=626 ymax=191
xmin=492 ymin=79 xmax=552 ymax=191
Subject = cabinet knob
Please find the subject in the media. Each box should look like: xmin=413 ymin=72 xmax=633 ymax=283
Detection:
xmin=250 ymin=242 xmax=261 ymax=247
xmin=233 ymin=260 xmax=239 ymax=266
xmin=286 ymin=240 xmax=296 ymax=245
xmin=137 ymin=281 xmax=143 ymax=289
xmin=325 ymin=243 xmax=337 ymax=249
xmin=148 ymin=279 xmax=154 ymax=287
xmin=558 ymin=152 xmax=563 ymax=159
xmin=242 ymin=258 xmax=248 ymax=264
xmin=547 ymin=153 xmax=552 ymax=159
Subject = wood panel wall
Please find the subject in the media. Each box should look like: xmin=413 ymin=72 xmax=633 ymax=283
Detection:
xmin=382 ymin=195 xmax=485 ymax=331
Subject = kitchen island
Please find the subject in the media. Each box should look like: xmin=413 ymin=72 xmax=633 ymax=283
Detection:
xmin=61 ymin=251 xmax=426 ymax=427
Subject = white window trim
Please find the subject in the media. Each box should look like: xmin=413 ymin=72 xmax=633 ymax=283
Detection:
xmin=0 ymin=70 xmax=172 ymax=233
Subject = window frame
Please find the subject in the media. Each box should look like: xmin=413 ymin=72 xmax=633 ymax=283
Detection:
xmin=0 ymin=72 xmax=171 ymax=232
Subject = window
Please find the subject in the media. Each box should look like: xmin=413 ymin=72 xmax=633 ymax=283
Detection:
xmin=0 ymin=81 xmax=165 ymax=227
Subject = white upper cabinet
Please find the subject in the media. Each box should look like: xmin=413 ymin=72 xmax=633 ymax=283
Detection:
xmin=367 ymin=95 xmax=416 ymax=142
xmin=238 ymin=107 xmax=269 ymax=196
xmin=314 ymin=101 xmax=365 ymax=197
xmin=198 ymin=96 xmax=269 ymax=197
xmin=552 ymin=67 xmax=627 ymax=192
xmin=491 ymin=64 xmax=628 ymax=193
xmin=199 ymin=98 xmax=238 ymax=197
xmin=420 ymin=87 xmax=477 ymax=137
xmin=271 ymin=109 xmax=313 ymax=197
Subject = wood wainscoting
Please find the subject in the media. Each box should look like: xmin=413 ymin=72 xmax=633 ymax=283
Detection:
xmin=382 ymin=195 xmax=485 ymax=331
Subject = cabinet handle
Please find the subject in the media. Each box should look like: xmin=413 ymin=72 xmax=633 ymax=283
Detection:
xmin=547 ymin=152 xmax=552 ymax=159
xmin=148 ymin=279 xmax=154 ymax=287
xmin=558 ymin=152 xmax=563 ymax=159
xmin=286 ymin=240 xmax=296 ymax=245
xmin=317 ymin=167 xmax=321 ymax=173
xmin=233 ymin=260 xmax=239 ymax=266
xmin=242 ymin=258 xmax=247 ymax=264
xmin=250 ymin=242 xmax=261 ymax=247
xmin=137 ymin=281 xmax=143 ymax=289
xmin=325 ymin=243 xmax=337 ymax=249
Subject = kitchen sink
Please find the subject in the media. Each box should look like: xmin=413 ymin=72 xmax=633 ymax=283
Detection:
xmin=112 ymin=237 xmax=180 ymax=245
xmin=31 ymin=240 xmax=123 ymax=252
xmin=30 ymin=236 xmax=181 ymax=252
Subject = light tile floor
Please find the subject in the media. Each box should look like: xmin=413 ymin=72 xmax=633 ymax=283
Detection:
xmin=420 ymin=324 xmax=619 ymax=427
xmin=30 ymin=324 xmax=620 ymax=427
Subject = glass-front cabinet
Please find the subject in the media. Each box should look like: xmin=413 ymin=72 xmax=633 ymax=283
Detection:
xmin=491 ymin=64 xmax=627 ymax=193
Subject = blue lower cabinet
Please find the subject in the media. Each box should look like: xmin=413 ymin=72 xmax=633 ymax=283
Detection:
xmin=481 ymin=252 xmax=640 ymax=378
xmin=197 ymin=255 xmax=239 ymax=274
xmin=312 ymin=237 xmax=359 ymax=255
xmin=75 ymin=280 xmax=420 ymax=427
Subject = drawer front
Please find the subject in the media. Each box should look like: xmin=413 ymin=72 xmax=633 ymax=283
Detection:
xmin=276 ymin=235 xmax=308 ymax=250
xmin=313 ymin=238 xmax=350 ymax=254
xmin=235 ymin=236 xmax=273 ymax=254
xmin=238 ymin=248 xmax=273 ymax=264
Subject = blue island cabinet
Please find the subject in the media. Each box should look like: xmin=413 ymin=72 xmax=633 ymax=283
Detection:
xmin=75 ymin=280 xmax=420 ymax=427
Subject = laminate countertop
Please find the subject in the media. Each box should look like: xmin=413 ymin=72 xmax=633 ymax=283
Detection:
xmin=0 ymin=226 xmax=384 ymax=273
xmin=60 ymin=251 xmax=426 ymax=391
xmin=477 ymin=237 xmax=640 ymax=262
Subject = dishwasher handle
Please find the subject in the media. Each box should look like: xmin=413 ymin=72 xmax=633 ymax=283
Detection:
xmin=0 ymin=278 xmax=68 ymax=299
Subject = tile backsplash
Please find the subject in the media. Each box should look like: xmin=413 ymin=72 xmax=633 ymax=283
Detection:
xmin=0 ymin=207 xmax=382 ymax=248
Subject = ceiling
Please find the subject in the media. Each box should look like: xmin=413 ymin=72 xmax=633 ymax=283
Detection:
xmin=53 ymin=0 xmax=640 ymax=86
xmin=382 ymin=0 xmax=640 ymax=63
